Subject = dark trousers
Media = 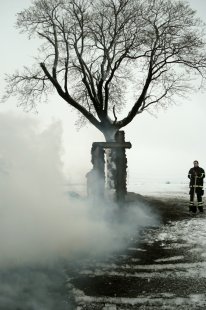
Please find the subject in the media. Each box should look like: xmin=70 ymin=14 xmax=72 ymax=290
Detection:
xmin=189 ymin=187 xmax=203 ymax=203
xmin=189 ymin=187 xmax=204 ymax=212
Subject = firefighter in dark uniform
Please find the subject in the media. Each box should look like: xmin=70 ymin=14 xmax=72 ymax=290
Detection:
xmin=188 ymin=160 xmax=205 ymax=213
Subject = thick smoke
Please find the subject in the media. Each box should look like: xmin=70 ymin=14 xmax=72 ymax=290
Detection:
xmin=0 ymin=113 xmax=158 ymax=309
xmin=0 ymin=113 xmax=156 ymax=268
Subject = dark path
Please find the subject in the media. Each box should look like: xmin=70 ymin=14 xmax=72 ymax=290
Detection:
xmin=66 ymin=193 xmax=206 ymax=309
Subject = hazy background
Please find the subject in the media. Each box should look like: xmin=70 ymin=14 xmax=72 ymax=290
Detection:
xmin=0 ymin=0 xmax=206 ymax=189
xmin=0 ymin=1 xmax=204 ymax=308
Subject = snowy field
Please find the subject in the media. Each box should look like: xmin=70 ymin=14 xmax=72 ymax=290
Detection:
xmin=66 ymin=178 xmax=206 ymax=310
xmin=67 ymin=208 xmax=206 ymax=309
xmin=127 ymin=176 xmax=189 ymax=198
xmin=67 ymin=176 xmax=190 ymax=199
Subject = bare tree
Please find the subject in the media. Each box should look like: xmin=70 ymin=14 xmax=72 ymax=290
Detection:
xmin=3 ymin=0 xmax=206 ymax=141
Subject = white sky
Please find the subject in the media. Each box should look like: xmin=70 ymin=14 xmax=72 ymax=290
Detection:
xmin=0 ymin=0 xmax=206 ymax=186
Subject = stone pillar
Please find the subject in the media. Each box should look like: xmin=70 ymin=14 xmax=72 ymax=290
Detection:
xmin=105 ymin=148 xmax=116 ymax=190
xmin=86 ymin=144 xmax=105 ymax=200
xmin=114 ymin=131 xmax=127 ymax=203
xmin=87 ymin=137 xmax=131 ymax=204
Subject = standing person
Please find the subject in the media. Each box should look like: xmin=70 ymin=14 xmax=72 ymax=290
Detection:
xmin=188 ymin=160 xmax=205 ymax=213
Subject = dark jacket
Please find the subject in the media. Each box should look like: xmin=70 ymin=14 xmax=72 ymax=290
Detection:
xmin=188 ymin=166 xmax=205 ymax=188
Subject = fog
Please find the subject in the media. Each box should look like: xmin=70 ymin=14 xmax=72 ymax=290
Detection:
xmin=0 ymin=113 xmax=157 ymax=269
xmin=0 ymin=1 xmax=205 ymax=308
xmin=0 ymin=112 xmax=160 ymax=309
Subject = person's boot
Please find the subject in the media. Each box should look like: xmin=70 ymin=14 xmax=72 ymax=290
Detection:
xmin=189 ymin=202 xmax=197 ymax=213
xmin=198 ymin=202 xmax=204 ymax=213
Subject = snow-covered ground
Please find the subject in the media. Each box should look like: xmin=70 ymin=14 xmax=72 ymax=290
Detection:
xmin=127 ymin=176 xmax=189 ymax=198
xmin=2 ymin=179 xmax=206 ymax=310
xmin=67 ymin=176 xmax=190 ymax=199
xmin=66 ymin=178 xmax=206 ymax=310
xmin=67 ymin=212 xmax=206 ymax=309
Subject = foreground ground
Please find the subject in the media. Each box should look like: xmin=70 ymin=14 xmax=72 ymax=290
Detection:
xmin=66 ymin=193 xmax=206 ymax=309
xmin=1 ymin=192 xmax=206 ymax=309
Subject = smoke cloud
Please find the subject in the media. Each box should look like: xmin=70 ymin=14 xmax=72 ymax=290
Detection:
xmin=0 ymin=112 xmax=157 ymax=309
xmin=0 ymin=112 xmax=156 ymax=268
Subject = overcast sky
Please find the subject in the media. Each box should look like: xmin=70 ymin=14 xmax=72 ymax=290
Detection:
xmin=0 ymin=0 xmax=206 ymax=188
